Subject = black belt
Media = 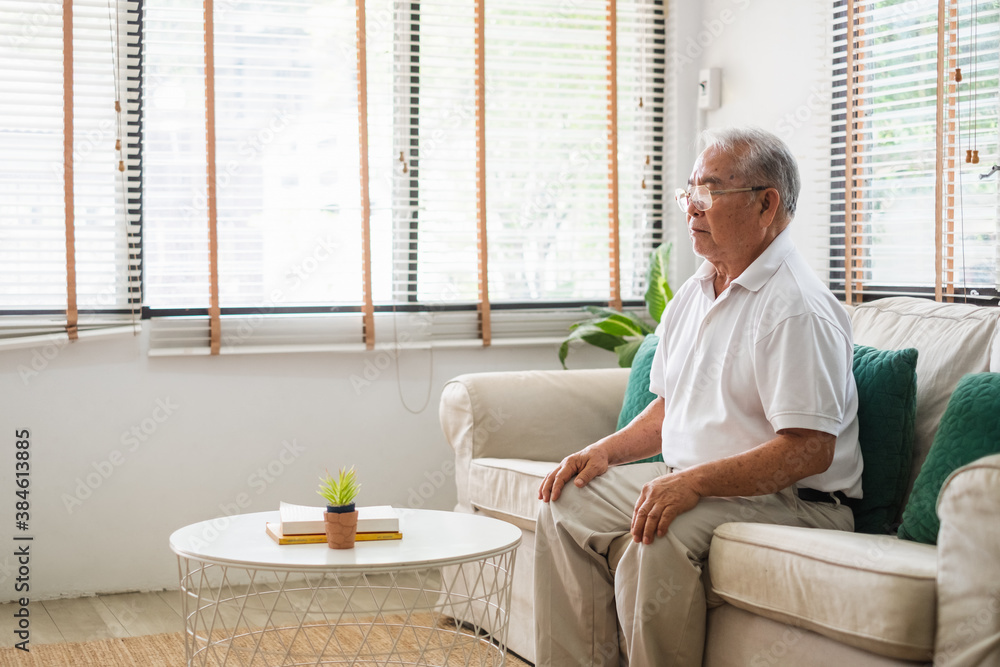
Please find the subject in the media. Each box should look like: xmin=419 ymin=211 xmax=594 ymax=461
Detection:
xmin=797 ymin=488 xmax=849 ymax=505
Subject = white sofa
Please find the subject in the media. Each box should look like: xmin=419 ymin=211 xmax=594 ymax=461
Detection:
xmin=439 ymin=297 xmax=1000 ymax=666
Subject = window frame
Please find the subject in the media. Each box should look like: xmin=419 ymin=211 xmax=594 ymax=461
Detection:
xmin=828 ymin=0 xmax=1000 ymax=306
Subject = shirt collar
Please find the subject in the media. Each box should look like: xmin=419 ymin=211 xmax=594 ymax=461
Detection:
xmin=693 ymin=227 xmax=796 ymax=294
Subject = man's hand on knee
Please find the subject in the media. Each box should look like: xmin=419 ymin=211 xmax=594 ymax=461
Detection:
xmin=631 ymin=472 xmax=702 ymax=544
xmin=538 ymin=447 xmax=610 ymax=503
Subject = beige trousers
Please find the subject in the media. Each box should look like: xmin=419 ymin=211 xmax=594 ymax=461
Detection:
xmin=534 ymin=462 xmax=853 ymax=667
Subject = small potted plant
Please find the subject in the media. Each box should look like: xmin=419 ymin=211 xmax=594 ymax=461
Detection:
xmin=317 ymin=466 xmax=361 ymax=549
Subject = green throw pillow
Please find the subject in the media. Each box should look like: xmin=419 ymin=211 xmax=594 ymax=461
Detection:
xmin=898 ymin=373 xmax=1000 ymax=544
xmin=616 ymin=334 xmax=663 ymax=465
xmin=847 ymin=345 xmax=919 ymax=534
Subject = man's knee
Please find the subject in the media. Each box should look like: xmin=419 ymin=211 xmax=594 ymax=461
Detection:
xmin=543 ymin=482 xmax=592 ymax=527
xmin=536 ymin=502 xmax=581 ymax=563
xmin=616 ymin=527 xmax=703 ymax=584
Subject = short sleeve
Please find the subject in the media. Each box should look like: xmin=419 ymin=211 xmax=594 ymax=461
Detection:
xmin=754 ymin=313 xmax=853 ymax=435
xmin=648 ymin=333 xmax=666 ymax=397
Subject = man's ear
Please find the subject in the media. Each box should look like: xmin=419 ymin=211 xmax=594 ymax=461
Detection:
xmin=757 ymin=187 xmax=781 ymax=229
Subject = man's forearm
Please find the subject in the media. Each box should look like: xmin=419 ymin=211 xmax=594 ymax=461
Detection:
xmin=682 ymin=428 xmax=836 ymax=498
xmin=590 ymin=397 xmax=665 ymax=465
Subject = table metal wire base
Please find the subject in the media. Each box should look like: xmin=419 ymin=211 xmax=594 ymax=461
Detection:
xmin=176 ymin=552 xmax=516 ymax=667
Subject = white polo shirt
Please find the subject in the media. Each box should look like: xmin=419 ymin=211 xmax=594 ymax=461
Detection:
xmin=649 ymin=228 xmax=863 ymax=497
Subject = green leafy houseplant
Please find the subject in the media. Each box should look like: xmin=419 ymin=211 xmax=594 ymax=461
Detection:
xmin=317 ymin=466 xmax=361 ymax=510
xmin=559 ymin=242 xmax=673 ymax=369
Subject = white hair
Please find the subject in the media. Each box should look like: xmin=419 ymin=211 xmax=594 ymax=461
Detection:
xmin=701 ymin=127 xmax=801 ymax=220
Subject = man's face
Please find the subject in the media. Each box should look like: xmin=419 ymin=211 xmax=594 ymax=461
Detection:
xmin=684 ymin=147 xmax=766 ymax=268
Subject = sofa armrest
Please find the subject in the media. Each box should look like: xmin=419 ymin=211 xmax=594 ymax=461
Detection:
xmin=440 ymin=368 xmax=629 ymax=511
xmin=935 ymin=453 xmax=1000 ymax=667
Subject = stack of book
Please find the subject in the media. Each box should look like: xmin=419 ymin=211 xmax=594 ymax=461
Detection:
xmin=266 ymin=502 xmax=402 ymax=545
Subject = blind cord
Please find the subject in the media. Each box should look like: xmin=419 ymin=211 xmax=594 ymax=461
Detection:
xmin=958 ymin=80 xmax=967 ymax=303
xmin=957 ymin=1 xmax=969 ymax=302
xmin=972 ymin=0 xmax=978 ymax=159
xmin=391 ymin=305 xmax=434 ymax=415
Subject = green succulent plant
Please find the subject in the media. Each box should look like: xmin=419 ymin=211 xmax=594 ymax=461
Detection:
xmin=317 ymin=466 xmax=361 ymax=507
xmin=559 ymin=242 xmax=673 ymax=369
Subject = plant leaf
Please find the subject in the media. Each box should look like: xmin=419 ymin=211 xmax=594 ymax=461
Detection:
xmin=583 ymin=305 xmax=626 ymax=319
xmin=558 ymin=323 xmax=624 ymax=368
xmin=562 ymin=322 xmax=621 ymax=349
xmin=645 ymin=242 xmax=674 ymax=323
xmin=614 ymin=339 xmax=643 ymax=368
xmin=574 ymin=326 xmax=623 ymax=352
xmin=317 ymin=466 xmax=361 ymax=506
xmin=591 ymin=317 xmax=642 ymax=338
xmin=558 ymin=340 xmax=571 ymax=369
xmin=575 ymin=307 xmax=653 ymax=336
xmin=569 ymin=306 xmax=623 ymax=331
xmin=607 ymin=311 xmax=654 ymax=336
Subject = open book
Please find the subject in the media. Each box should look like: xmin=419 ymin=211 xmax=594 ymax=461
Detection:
xmin=279 ymin=502 xmax=400 ymax=536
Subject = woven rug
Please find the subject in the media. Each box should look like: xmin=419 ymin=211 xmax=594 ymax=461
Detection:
xmin=0 ymin=632 xmax=181 ymax=666
xmin=0 ymin=625 xmax=532 ymax=666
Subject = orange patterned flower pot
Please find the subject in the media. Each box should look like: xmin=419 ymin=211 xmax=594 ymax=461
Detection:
xmin=324 ymin=510 xmax=358 ymax=549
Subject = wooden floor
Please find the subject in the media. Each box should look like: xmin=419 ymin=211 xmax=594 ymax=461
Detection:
xmin=1 ymin=590 xmax=184 ymax=647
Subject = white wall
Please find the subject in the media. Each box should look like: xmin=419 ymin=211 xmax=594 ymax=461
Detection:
xmin=0 ymin=330 xmax=613 ymax=602
xmin=0 ymin=0 xmax=835 ymax=604
xmin=676 ymin=0 xmax=833 ymax=279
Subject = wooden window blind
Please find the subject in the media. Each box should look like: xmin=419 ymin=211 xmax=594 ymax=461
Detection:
xmin=141 ymin=0 xmax=666 ymax=354
xmin=373 ymin=0 xmax=665 ymax=309
xmin=0 ymin=0 xmax=142 ymax=348
xmin=831 ymin=0 xmax=999 ymax=304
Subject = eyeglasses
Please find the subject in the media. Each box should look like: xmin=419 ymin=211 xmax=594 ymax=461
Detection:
xmin=674 ymin=185 xmax=768 ymax=212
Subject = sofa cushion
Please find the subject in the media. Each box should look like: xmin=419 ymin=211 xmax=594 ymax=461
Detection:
xmin=849 ymin=345 xmax=918 ymax=534
xmin=467 ymin=457 xmax=556 ymax=530
xmin=617 ymin=333 xmax=664 ymax=465
xmin=850 ymin=297 xmax=1000 ymax=514
xmin=440 ymin=369 xmax=628 ymax=514
xmin=899 ymin=373 xmax=1000 ymax=544
xmin=709 ymin=522 xmax=937 ymax=661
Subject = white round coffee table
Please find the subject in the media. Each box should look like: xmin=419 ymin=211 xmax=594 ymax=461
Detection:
xmin=169 ymin=508 xmax=522 ymax=666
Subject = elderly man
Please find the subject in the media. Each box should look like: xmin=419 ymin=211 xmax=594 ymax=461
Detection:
xmin=535 ymin=127 xmax=863 ymax=667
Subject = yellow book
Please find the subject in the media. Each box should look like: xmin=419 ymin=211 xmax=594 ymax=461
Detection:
xmin=265 ymin=522 xmax=402 ymax=545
